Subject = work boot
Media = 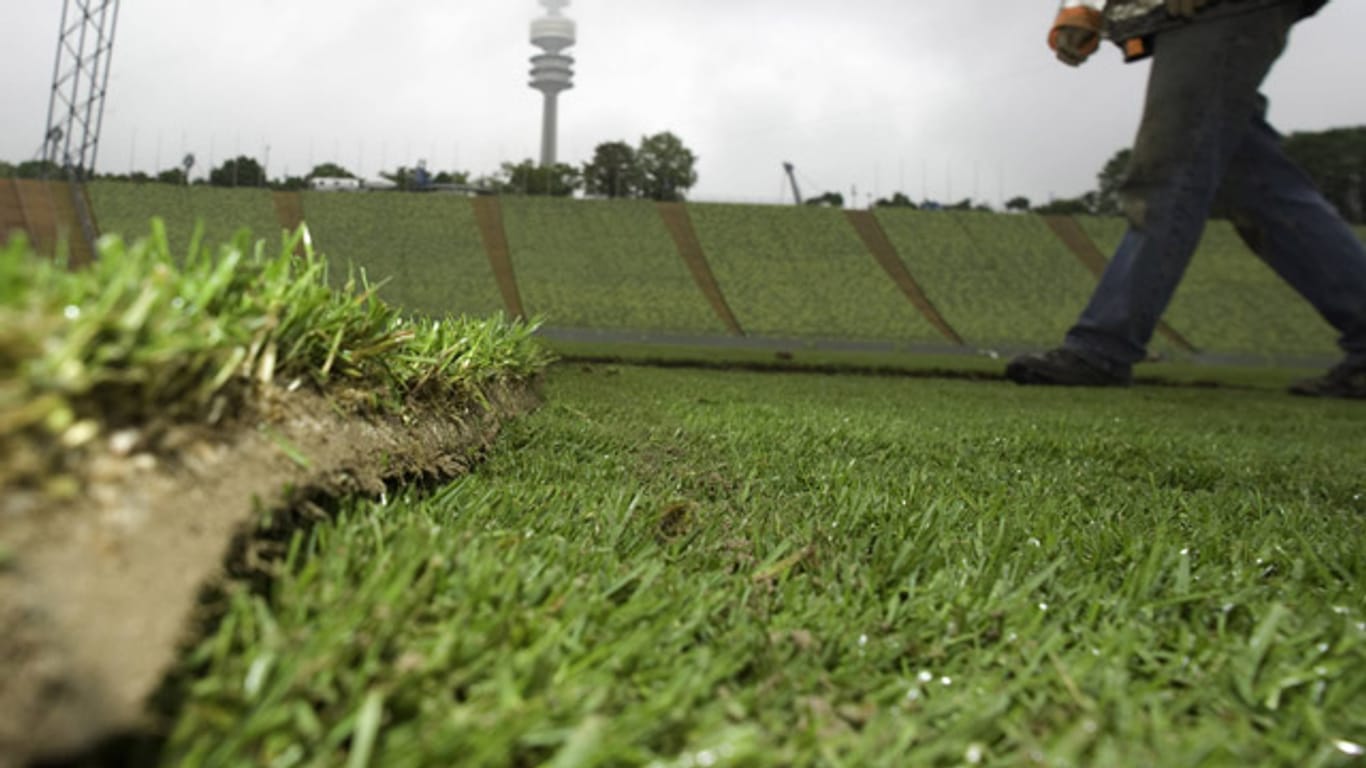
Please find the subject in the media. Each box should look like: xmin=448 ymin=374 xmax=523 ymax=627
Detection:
xmin=1289 ymin=359 xmax=1366 ymax=399
xmin=1005 ymin=348 xmax=1133 ymax=387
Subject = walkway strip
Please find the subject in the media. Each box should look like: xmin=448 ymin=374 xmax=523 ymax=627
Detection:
xmin=271 ymin=191 xmax=305 ymax=254
xmin=845 ymin=210 xmax=965 ymax=346
xmin=471 ymin=197 xmax=527 ymax=320
xmin=8 ymin=180 xmax=94 ymax=265
xmin=656 ymin=202 xmax=745 ymax=336
xmin=1042 ymin=215 xmax=1198 ymax=353
xmin=0 ymin=179 xmax=28 ymax=245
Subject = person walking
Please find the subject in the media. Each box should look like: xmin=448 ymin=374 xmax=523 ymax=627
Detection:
xmin=1006 ymin=0 xmax=1366 ymax=398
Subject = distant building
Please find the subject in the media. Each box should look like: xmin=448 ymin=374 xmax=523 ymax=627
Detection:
xmin=309 ymin=177 xmax=361 ymax=192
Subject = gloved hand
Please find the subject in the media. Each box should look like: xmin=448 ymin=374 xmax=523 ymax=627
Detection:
xmin=1165 ymin=0 xmax=1212 ymax=18
xmin=1054 ymin=27 xmax=1100 ymax=66
xmin=1049 ymin=6 xmax=1103 ymax=67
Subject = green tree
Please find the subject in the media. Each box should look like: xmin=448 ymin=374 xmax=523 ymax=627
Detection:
xmin=875 ymin=192 xmax=917 ymax=209
xmin=209 ymin=156 xmax=266 ymax=187
xmin=157 ymin=168 xmax=187 ymax=185
xmin=0 ymin=160 xmax=15 ymax=178
xmin=433 ymin=170 xmax=471 ymax=185
xmin=1035 ymin=192 xmax=1098 ymax=216
xmin=1091 ymin=127 xmax=1366 ymax=223
xmin=636 ymin=132 xmax=698 ymax=202
xmin=1283 ymin=127 xmax=1365 ymax=224
xmin=1006 ymin=196 xmax=1032 ymax=212
xmin=805 ymin=191 xmax=844 ymax=208
xmin=307 ymin=162 xmax=355 ymax=179
xmin=381 ymin=166 xmax=421 ymax=191
xmin=499 ymin=160 xmax=581 ymax=197
xmin=1095 ymin=148 xmax=1132 ymax=216
xmin=15 ymin=160 xmax=63 ymax=179
xmin=583 ymin=141 xmax=642 ymax=199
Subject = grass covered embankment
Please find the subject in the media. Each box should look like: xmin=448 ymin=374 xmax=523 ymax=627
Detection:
xmin=0 ymin=225 xmax=550 ymax=764
xmin=168 ymin=365 xmax=1366 ymax=766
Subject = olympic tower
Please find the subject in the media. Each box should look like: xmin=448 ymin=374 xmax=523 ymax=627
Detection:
xmin=529 ymin=0 xmax=575 ymax=167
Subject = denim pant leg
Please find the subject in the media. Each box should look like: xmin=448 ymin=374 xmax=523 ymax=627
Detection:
xmin=1219 ymin=117 xmax=1366 ymax=366
xmin=1064 ymin=5 xmax=1298 ymax=372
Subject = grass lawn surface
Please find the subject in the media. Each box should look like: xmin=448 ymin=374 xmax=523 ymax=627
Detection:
xmin=500 ymin=198 xmax=724 ymax=335
xmin=168 ymin=366 xmax=1366 ymax=767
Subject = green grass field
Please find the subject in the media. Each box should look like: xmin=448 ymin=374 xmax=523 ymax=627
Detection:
xmin=167 ymin=365 xmax=1366 ymax=767
xmin=500 ymin=197 xmax=724 ymax=333
xmin=687 ymin=204 xmax=942 ymax=343
xmin=875 ymin=211 xmax=1107 ymax=352
xmin=1076 ymin=217 xmax=1339 ymax=361
xmin=302 ymin=193 xmax=506 ymax=320
xmin=88 ymin=182 xmax=280 ymax=258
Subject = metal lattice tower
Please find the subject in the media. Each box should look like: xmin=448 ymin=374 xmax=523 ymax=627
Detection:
xmin=529 ymin=0 xmax=575 ymax=168
xmin=42 ymin=0 xmax=122 ymax=181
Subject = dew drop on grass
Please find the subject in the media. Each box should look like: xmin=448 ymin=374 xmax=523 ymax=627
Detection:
xmin=1317 ymin=642 xmax=1330 ymax=653
xmin=1039 ymin=602 xmax=1049 ymax=612
xmin=858 ymin=634 xmax=868 ymax=648
xmin=917 ymin=670 xmax=934 ymax=684
xmin=940 ymin=676 xmax=952 ymax=686
xmin=63 ymin=305 xmax=80 ymax=320
xmin=1335 ymin=740 xmax=1365 ymax=757
xmin=1028 ymin=537 xmax=1042 ymax=548
xmin=965 ymin=743 xmax=985 ymax=764
xmin=1180 ymin=547 xmax=1190 ymax=556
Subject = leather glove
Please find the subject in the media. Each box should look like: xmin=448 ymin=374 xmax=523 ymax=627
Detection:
xmin=1054 ymin=27 xmax=1100 ymax=67
xmin=1049 ymin=6 xmax=1103 ymax=67
xmin=1165 ymin=0 xmax=1212 ymax=18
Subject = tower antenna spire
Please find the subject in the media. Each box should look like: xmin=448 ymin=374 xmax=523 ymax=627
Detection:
xmin=529 ymin=0 xmax=575 ymax=168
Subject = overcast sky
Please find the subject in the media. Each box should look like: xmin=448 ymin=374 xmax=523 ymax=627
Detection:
xmin=3 ymin=1 xmax=1364 ymax=207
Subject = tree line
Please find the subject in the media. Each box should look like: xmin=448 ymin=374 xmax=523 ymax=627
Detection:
xmin=0 ymin=131 xmax=701 ymax=201
xmin=2 ymin=126 xmax=1359 ymax=220
xmin=1027 ymin=126 xmax=1365 ymax=223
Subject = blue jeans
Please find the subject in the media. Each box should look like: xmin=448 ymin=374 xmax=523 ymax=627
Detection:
xmin=1065 ymin=3 xmax=1366 ymax=372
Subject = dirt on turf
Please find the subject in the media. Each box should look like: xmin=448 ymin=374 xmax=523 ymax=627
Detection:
xmin=0 ymin=379 xmax=541 ymax=768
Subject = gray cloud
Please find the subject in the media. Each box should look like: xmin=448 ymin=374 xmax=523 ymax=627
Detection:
xmin=3 ymin=1 xmax=1363 ymax=206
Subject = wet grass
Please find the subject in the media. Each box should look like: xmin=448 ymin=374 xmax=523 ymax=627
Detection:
xmin=0 ymin=226 xmax=549 ymax=491
xmin=168 ymin=365 xmax=1366 ymax=766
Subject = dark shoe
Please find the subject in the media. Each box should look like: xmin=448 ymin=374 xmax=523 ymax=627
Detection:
xmin=1006 ymin=348 xmax=1132 ymax=387
xmin=1289 ymin=360 xmax=1366 ymax=399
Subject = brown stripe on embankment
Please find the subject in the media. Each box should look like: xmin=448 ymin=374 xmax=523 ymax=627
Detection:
xmin=1042 ymin=215 xmax=1198 ymax=353
xmin=656 ymin=202 xmax=745 ymax=336
xmin=0 ymin=179 xmax=28 ymax=245
xmin=471 ymin=197 xmax=527 ymax=320
xmin=47 ymin=182 xmax=97 ymax=267
xmin=845 ymin=209 xmax=965 ymax=346
xmin=271 ymin=191 xmax=305 ymax=254
xmin=4 ymin=180 xmax=96 ymax=265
